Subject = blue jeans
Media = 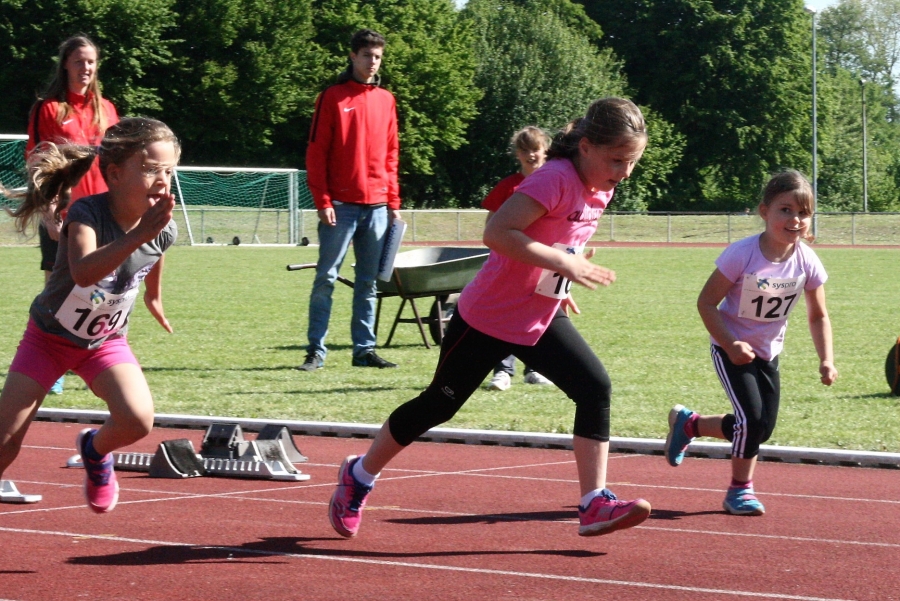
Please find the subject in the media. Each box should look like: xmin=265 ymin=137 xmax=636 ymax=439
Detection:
xmin=307 ymin=202 xmax=388 ymax=360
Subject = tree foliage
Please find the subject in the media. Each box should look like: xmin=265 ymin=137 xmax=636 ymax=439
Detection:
xmin=581 ymin=0 xmax=812 ymax=210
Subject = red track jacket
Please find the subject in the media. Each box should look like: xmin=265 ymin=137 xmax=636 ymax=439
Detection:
xmin=26 ymin=90 xmax=119 ymax=204
xmin=305 ymin=78 xmax=400 ymax=211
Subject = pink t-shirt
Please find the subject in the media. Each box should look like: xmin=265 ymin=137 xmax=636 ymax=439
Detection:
xmin=713 ymin=234 xmax=827 ymax=360
xmin=458 ymin=158 xmax=612 ymax=345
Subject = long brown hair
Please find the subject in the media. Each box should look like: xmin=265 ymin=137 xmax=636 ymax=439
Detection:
xmin=33 ymin=35 xmax=109 ymax=132
xmin=5 ymin=117 xmax=181 ymax=234
xmin=547 ymin=97 xmax=647 ymax=160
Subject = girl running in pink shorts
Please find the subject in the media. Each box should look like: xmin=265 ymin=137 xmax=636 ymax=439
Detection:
xmin=329 ymin=98 xmax=652 ymax=539
xmin=0 ymin=117 xmax=180 ymax=513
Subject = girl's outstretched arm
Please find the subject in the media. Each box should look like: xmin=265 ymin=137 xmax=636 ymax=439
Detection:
xmin=697 ymin=269 xmax=755 ymax=365
xmin=67 ymin=195 xmax=175 ymax=287
xmin=805 ymin=285 xmax=837 ymax=385
xmin=143 ymin=256 xmax=172 ymax=333
xmin=484 ymin=192 xmax=615 ymax=289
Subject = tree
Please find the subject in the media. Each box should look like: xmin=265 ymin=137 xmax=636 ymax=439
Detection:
xmin=0 ymin=0 xmax=177 ymax=133
xmin=580 ymin=0 xmax=812 ymax=210
xmin=156 ymin=0 xmax=326 ymax=166
xmin=442 ymin=0 xmax=681 ymax=209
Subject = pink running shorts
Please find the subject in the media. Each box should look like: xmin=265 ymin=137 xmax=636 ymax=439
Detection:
xmin=8 ymin=319 xmax=141 ymax=393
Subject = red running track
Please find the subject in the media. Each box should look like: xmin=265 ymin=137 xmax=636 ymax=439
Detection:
xmin=0 ymin=421 xmax=897 ymax=601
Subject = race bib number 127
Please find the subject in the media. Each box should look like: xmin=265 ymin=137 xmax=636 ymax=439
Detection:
xmin=534 ymin=242 xmax=585 ymax=299
xmin=737 ymin=273 xmax=806 ymax=322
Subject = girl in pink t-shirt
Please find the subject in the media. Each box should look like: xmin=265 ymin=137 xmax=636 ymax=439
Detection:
xmin=328 ymin=98 xmax=653 ymax=539
xmin=664 ymin=170 xmax=838 ymax=516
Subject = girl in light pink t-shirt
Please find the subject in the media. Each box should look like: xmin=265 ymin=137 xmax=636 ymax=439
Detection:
xmin=327 ymin=98 xmax=655 ymax=540
xmin=664 ymin=170 xmax=838 ymax=517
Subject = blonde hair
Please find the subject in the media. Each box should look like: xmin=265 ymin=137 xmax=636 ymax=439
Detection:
xmin=510 ymin=126 xmax=550 ymax=154
xmin=760 ymin=169 xmax=815 ymax=241
xmin=4 ymin=142 xmax=96 ymax=233
xmin=33 ymin=35 xmax=109 ymax=132
xmin=548 ymin=97 xmax=647 ymax=160
xmin=5 ymin=117 xmax=181 ymax=234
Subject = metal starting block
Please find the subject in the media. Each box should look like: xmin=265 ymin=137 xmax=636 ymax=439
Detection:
xmin=66 ymin=423 xmax=310 ymax=482
xmin=0 ymin=480 xmax=42 ymax=504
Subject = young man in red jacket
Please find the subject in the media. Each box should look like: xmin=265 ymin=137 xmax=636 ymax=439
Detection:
xmin=300 ymin=29 xmax=401 ymax=371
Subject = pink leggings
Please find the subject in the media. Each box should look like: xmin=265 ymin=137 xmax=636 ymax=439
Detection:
xmin=8 ymin=320 xmax=141 ymax=393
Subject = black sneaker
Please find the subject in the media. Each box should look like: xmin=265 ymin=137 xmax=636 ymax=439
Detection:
xmin=352 ymin=351 xmax=397 ymax=368
xmin=296 ymin=353 xmax=324 ymax=371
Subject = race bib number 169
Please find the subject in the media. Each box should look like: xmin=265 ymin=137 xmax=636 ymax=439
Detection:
xmin=55 ymin=285 xmax=138 ymax=340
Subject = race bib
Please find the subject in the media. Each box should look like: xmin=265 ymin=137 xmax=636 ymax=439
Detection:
xmin=737 ymin=273 xmax=806 ymax=322
xmin=55 ymin=284 xmax=138 ymax=340
xmin=534 ymin=242 xmax=585 ymax=299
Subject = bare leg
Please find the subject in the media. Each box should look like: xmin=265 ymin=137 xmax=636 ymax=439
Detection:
xmin=360 ymin=420 xmax=406 ymax=476
xmin=88 ymin=364 xmax=155 ymax=455
xmin=0 ymin=373 xmax=46 ymax=478
xmin=573 ymin=435 xmax=609 ymax=496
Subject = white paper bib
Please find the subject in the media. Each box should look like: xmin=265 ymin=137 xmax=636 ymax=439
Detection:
xmin=534 ymin=242 xmax=585 ymax=299
xmin=55 ymin=284 xmax=138 ymax=340
xmin=737 ymin=273 xmax=806 ymax=322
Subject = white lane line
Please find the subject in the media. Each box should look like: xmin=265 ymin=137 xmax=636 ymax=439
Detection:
xmin=0 ymin=526 xmax=858 ymax=601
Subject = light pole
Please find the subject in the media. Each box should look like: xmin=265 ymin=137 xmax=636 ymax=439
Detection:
xmin=805 ymin=6 xmax=818 ymax=236
xmin=860 ymin=78 xmax=868 ymax=212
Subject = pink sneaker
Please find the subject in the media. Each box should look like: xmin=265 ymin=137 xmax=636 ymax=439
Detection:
xmin=328 ymin=455 xmax=373 ymax=538
xmin=76 ymin=429 xmax=119 ymax=513
xmin=578 ymin=489 xmax=650 ymax=536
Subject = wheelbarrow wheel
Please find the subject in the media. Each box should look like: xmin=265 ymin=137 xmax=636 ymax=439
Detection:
xmin=886 ymin=337 xmax=900 ymax=396
xmin=429 ymin=294 xmax=459 ymax=344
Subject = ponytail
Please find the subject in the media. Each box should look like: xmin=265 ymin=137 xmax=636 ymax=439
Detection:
xmin=3 ymin=142 xmax=96 ymax=234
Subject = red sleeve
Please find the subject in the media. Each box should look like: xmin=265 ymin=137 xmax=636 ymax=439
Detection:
xmin=25 ymin=100 xmax=61 ymax=157
xmin=386 ymin=95 xmax=400 ymax=210
xmin=104 ymin=99 xmax=119 ymax=128
xmin=481 ymin=173 xmax=524 ymax=212
xmin=305 ymin=90 xmax=334 ymax=210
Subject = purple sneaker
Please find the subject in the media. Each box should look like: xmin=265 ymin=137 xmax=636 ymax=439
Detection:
xmin=578 ymin=489 xmax=651 ymax=536
xmin=76 ymin=429 xmax=119 ymax=513
xmin=329 ymin=455 xmax=373 ymax=538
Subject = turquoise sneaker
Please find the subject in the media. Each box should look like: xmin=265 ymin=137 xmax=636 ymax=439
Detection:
xmin=723 ymin=487 xmax=765 ymax=516
xmin=664 ymin=404 xmax=696 ymax=466
xmin=49 ymin=376 xmax=64 ymax=395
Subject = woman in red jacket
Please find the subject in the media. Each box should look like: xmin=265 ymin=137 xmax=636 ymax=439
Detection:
xmin=26 ymin=34 xmax=119 ymax=394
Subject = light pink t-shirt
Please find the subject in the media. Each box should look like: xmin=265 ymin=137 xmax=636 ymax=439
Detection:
xmin=458 ymin=158 xmax=612 ymax=345
xmin=713 ymin=234 xmax=827 ymax=361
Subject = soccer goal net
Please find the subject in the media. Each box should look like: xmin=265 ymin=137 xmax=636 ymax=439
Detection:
xmin=0 ymin=134 xmax=27 ymax=199
xmin=173 ymin=167 xmax=314 ymax=246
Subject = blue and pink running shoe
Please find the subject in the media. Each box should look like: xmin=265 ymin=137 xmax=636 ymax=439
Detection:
xmin=664 ymin=404 xmax=697 ymax=467
xmin=329 ymin=455 xmax=374 ymax=538
xmin=723 ymin=487 xmax=765 ymax=516
xmin=76 ymin=428 xmax=119 ymax=513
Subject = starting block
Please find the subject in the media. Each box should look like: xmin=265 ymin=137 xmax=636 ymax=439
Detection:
xmin=0 ymin=480 xmax=42 ymax=504
xmin=66 ymin=423 xmax=310 ymax=482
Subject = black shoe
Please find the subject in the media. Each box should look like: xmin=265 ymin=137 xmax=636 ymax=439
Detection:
xmin=352 ymin=351 xmax=397 ymax=368
xmin=296 ymin=353 xmax=324 ymax=371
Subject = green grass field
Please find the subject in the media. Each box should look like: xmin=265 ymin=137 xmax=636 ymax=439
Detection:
xmin=1 ymin=244 xmax=898 ymax=452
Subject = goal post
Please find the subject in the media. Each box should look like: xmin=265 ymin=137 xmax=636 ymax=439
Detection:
xmin=172 ymin=166 xmax=314 ymax=246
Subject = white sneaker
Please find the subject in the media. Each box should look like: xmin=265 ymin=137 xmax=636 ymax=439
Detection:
xmin=488 ymin=371 xmax=511 ymax=391
xmin=524 ymin=371 xmax=552 ymax=385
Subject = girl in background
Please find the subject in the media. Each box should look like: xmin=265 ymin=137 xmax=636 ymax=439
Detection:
xmin=26 ymin=34 xmax=120 ymax=394
xmin=483 ymin=126 xmax=554 ymax=391
xmin=329 ymin=98 xmax=652 ymax=539
xmin=664 ymin=169 xmax=837 ymax=516
xmin=0 ymin=117 xmax=178 ymax=513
